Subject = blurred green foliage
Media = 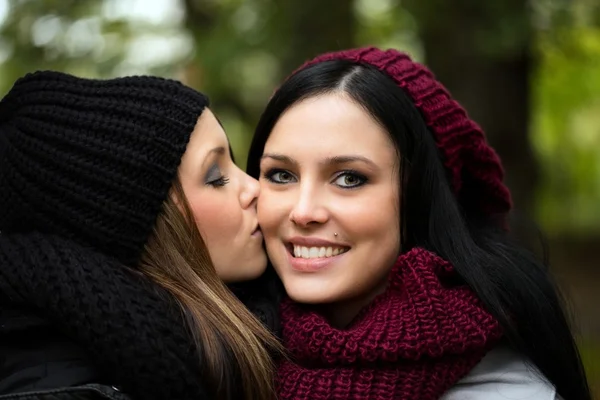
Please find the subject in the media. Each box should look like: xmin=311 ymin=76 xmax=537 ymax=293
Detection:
xmin=533 ymin=24 xmax=600 ymax=234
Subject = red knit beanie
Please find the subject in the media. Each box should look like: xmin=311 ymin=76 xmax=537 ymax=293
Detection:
xmin=293 ymin=47 xmax=512 ymax=218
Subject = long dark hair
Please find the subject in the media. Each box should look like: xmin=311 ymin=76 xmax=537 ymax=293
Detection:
xmin=247 ymin=60 xmax=591 ymax=400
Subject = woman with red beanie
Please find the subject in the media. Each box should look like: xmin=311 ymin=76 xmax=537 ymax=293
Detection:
xmin=246 ymin=47 xmax=591 ymax=400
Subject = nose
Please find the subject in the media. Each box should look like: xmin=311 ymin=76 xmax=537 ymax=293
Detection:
xmin=239 ymin=169 xmax=260 ymax=209
xmin=289 ymin=183 xmax=328 ymax=227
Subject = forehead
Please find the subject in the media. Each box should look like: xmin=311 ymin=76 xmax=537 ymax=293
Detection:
xmin=194 ymin=109 xmax=226 ymax=143
xmin=179 ymin=109 xmax=228 ymax=172
xmin=185 ymin=109 xmax=227 ymax=152
xmin=265 ymin=94 xmax=396 ymax=163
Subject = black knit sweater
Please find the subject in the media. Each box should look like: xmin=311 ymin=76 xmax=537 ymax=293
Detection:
xmin=0 ymin=232 xmax=277 ymax=400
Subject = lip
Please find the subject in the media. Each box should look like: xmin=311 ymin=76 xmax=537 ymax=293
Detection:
xmin=251 ymin=225 xmax=262 ymax=237
xmin=286 ymin=246 xmax=348 ymax=272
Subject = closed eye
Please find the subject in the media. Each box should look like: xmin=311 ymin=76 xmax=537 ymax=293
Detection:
xmin=205 ymin=164 xmax=229 ymax=187
xmin=207 ymin=175 xmax=230 ymax=187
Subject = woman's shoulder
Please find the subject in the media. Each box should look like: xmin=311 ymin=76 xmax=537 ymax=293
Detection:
xmin=441 ymin=345 xmax=560 ymax=400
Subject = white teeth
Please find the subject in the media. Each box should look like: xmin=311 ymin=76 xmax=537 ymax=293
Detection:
xmin=293 ymin=245 xmax=348 ymax=259
xmin=301 ymin=247 xmax=309 ymax=258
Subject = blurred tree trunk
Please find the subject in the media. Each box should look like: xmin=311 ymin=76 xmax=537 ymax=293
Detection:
xmin=404 ymin=0 xmax=538 ymax=220
xmin=279 ymin=0 xmax=355 ymax=74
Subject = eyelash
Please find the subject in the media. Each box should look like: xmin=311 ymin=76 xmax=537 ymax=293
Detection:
xmin=334 ymin=169 xmax=368 ymax=188
xmin=263 ymin=169 xmax=294 ymax=184
xmin=263 ymin=168 xmax=368 ymax=189
xmin=207 ymin=175 xmax=230 ymax=187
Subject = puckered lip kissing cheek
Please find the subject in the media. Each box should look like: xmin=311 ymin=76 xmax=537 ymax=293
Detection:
xmin=251 ymin=224 xmax=262 ymax=237
xmin=286 ymin=236 xmax=351 ymax=272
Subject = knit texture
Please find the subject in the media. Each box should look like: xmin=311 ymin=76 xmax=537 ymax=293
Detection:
xmin=294 ymin=47 xmax=512 ymax=218
xmin=277 ymin=248 xmax=503 ymax=400
xmin=0 ymin=233 xmax=211 ymax=400
xmin=0 ymin=71 xmax=208 ymax=266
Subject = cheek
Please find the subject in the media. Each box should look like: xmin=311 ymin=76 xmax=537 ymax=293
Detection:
xmin=339 ymin=194 xmax=399 ymax=236
xmin=256 ymin=191 xmax=269 ymax=224
xmin=337 ymin=189 xmax=401 ymax=279
xmin=257 ymin=188 xmax=286 ymax=232
xmin=187 ymin=192 xmax=234 ymax=244
xmin=187 ymin=192 xmax=214 ymax=225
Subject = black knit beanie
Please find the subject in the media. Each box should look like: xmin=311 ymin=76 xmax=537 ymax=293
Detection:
xmin=0 ymin=70 xmax=209 ymax=266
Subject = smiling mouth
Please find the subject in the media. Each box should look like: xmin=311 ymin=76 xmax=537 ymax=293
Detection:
xmin=288 ymin=244 xmax=350 ymax=259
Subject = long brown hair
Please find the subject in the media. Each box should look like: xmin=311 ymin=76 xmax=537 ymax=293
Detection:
xmin=138 ymin=178 xmax=282 ymax=399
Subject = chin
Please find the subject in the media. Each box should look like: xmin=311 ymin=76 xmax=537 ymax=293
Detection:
xmin=283 ymin=279 xmax=339 ymax=305
xmin=224 ymin=255 xmax=268 ymax=283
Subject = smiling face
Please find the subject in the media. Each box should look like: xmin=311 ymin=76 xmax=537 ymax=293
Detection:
xmin=257 ymin=93 xmax=401 ymax=312
xmin=178 ymin=109 xmax=267 ymax=282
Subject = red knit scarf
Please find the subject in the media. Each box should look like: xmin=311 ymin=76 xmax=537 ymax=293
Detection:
xmin=277 ymin=247 xmax=503 ymax=400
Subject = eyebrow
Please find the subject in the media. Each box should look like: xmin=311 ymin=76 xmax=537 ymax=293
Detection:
xmin=261 ymin=152 xmax=377 ymax=169
xmin=202 ymin=146 xmax=226 ymax=168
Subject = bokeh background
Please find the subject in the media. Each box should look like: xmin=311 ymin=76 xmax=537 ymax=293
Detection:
xmin=0 ymin=0 xmax=598 ymax=395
